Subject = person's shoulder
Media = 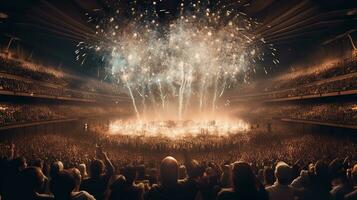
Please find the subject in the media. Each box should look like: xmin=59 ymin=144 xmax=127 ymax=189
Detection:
xmin=134 ymin=183 xmax=145 ymax=190
xmin=128 ymin=184 xmax=144 ymax=194
xmin=146 ymin=184 xmax=160 ymax=193
xmin=217 ymin=188 xmax=235 ymax=200
xmin=81 ymin=177 xmax=91 ymax=183
xmin=330 ymin=185 xmax=343 ymax=194
xmin=36 ymin=193 xmax=54 ymax=200
xmin=265 ymin=184 xmax=276 ymax=191
xmin=345 ymin=189 xmax=357 ymax=200
xmin=288 ymin=184 xmax=300 ymax=191
xmin=179 ymin=178 xmax=196 ymax=186
xmin=72 ymin=191 xmax=96 ymax=200
xmin=144 ymin=184 xmax=161 ymax=200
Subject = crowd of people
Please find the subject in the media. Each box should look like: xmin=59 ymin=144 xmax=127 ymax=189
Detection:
xmin=234 ymin=56 xmax=357 ymax=101
xmin=0 ymin=56 xmax=126 ymax=101
xmin=0 ymin=103 xmax=131 ymax=126
xmin=245 ymin=102 xmax=357 ymax=125
xmin=0 ymin=128 xmax=356 ymax=200
xmin=267 ymin=56 xmax=357 ymax=92
xmin=0 ymin=75 xmax=126 ymax=101
xmin=264 ymin=77 xmax=357 ymax=100
xmin=0 ymin=55 xmax=66 ymax=85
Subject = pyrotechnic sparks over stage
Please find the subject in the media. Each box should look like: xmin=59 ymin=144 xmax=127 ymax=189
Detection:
xmin=77 ymin=0 xmax=277 ymax=120
xmin=108 ymin=118 xmax=249 ymax=139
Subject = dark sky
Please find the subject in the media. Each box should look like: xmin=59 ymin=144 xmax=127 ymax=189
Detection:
xmin=0 ymin=0 xmax=356 ymax=78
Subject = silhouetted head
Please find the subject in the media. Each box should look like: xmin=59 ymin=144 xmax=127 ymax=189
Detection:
xmin=52 ymin=170 xmax=76 ymax=199
xmin=329 ymin=158 xmax=347 ymax=182
xmin=50 ymin=161 xmax=64 ymax=178
xmin=69 ymin=168 xmax=81 ymax=191
xmin=315 ymin=161 xmax=328 ymax=178
xmin=232 ymin=161 xmax=256 ymax=192
xmin=110 ymin=175 xmax=127 ymax=191
xmin=11 ymin=156 xmax=27 ymax=173
xmin=186 ymin=159 xmax=201 ymax=179
xmin=78 ymin=163 xmax=88 ymax=178
xmin=136 ymin=164 xmax=146 ymax=180
xmin=89 ymin=159 xmax=104 ymax=178
xmin=263 ymin=166 xmax=275 ymax=186
xmin=275 ymin=161 xmax=292 ymax=185
xmin=178 ymin=165 xmax=187 ymax=179
xmin=109 ymin=175 xmax=127 ymax=200
xmin=123 ymin=165 xmax=137 ymax=184
xmin=32 ymin=158 xmax=43 ymax=169
xmin=19 ymin=167 xmax=45 ymax=195
xmin=160 ymin=156 xmax=178 ymax=186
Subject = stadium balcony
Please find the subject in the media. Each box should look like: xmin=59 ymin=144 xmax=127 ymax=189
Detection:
xmin=0 ymin=102 xmax=132 ymax=130
xmin=0 ymin=56 xmax=131 ymax=103
xmin=229 ymin=56 xmax=357 ymax=103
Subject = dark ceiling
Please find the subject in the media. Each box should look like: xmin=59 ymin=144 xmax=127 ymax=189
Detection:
xmin=0 ymin=0 xmax=356 ymax=77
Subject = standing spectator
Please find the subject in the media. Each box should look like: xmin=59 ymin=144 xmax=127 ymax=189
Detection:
xmin=52 ymin=170 xmax=95 ymax=200
xmin=266 ymin=161 xmax=298 ymax=200
xmin=78 ymin=164 xmax=88 ymax=180
xmin=217 ymin=161 xmax=268 ymax=200
xmin=144 ymin=156 xmax=184 ymax=200
xmin=179 ymin=159 xmax=203 ymax=200
xmin=17 ymin=167 xmax=53 ymax=200
xmin=263 ymin=166 xmax=275 ymax=187
xmin=80 ymin=147 xmax=114 ymax=200
xmin=121 ymin=165 xmax=144 ymax=200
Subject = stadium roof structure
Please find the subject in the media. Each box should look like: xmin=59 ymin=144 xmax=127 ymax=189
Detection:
xmin=0 ymin=0 xmax=356 ymax=75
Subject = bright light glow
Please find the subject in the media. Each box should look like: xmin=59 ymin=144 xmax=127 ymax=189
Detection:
xmin=78 ymin=2 xmax=277 ymax=121
xmin=108 ymin=118 xmax=249 ymax=139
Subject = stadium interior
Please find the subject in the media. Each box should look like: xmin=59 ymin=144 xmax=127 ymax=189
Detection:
xmin=0 ymin=0 xmax=356 ymax=200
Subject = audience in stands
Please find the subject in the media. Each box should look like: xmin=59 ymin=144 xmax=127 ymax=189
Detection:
xmin=0 ymin=56 xmax=356 ymax=200
xmin=0 ymin=103 xmax=129 ymax=127
xmin=234 ymin=56 xmax=357 ymax=100
xmin=0 ymin=56 xmax=124 ymax=100
xmin=245 ymin=102 xmax=357 ymax=126
xmin=0 ymin=128 xmax=355 ymax=200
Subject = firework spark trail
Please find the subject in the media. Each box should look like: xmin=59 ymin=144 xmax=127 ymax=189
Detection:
xmin=183 ymin=70 xmax=193 ymax=115
xmin=199 ymin=77 xmax=207 ymax=113
xmin=212 ymin=73 xmax=220 ymax=113
xmin=79 ymin=1 xmax=278 ymax=120
xmin=126 ymin=81 xmax=140 ymax=119
xmin=158 ymin=79 xmax=165 ymax=110
xmin=219 ymin=78 xmax=227 ymax=97
xmin=178 ymin=62 xmax=186 ymax=120
xmin=147 ymin=84 xmax=159 ymax=117
xmin=138 ymin=86 xmax=148 ymax=116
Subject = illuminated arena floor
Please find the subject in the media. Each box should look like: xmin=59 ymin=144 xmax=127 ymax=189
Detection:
xmin=106 ymin=119 xmax=250 ymax=139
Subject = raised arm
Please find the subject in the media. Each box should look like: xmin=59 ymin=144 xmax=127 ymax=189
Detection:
xmin=96 ymin=147 xmax=114 ymax=176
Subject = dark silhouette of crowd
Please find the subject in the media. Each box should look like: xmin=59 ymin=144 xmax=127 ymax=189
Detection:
xmin=0 ymin=129 xmax=357 ymax=200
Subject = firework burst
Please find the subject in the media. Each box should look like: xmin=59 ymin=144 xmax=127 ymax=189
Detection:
xmin=77 ymin=0 xmax=277 ymax=120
